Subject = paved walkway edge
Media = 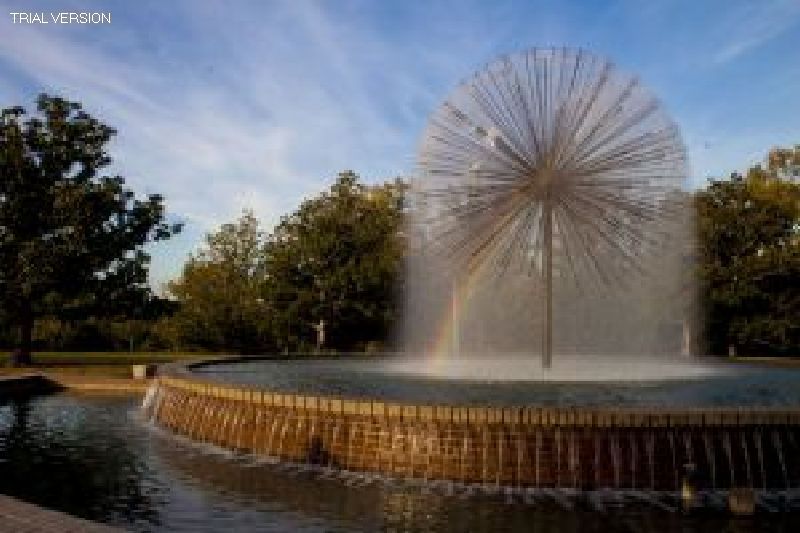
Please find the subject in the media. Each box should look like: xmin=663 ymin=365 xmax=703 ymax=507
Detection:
xmin=0 ymin=494 xmax=125 ymax=532
xmin=1 ymin=374 xmax=150 ymax=396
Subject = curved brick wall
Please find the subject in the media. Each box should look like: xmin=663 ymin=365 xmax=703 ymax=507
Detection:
xmin=144 ymin=375 xmax=800 ymax=490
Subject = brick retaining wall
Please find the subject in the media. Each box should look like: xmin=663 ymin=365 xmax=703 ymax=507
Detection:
xmin=145 ymin=375 xmax=800 ymax=490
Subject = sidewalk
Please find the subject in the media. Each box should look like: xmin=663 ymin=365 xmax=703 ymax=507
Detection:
xmin=0 ymin=495 xmax=124 ymax=532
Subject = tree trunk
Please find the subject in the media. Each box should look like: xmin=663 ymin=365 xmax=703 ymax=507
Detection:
xmin=10 ymin=312 xmax=33 ymax=367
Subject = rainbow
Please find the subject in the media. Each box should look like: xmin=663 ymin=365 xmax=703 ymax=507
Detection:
xmin=425 ymin=260 xmax=490 ymax=368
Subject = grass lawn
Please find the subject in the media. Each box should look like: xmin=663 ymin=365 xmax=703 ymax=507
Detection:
xmin=0 ymin=351 xmax=205 ymax=378
xmin=728 ymin=356 xmax=800 ymax=368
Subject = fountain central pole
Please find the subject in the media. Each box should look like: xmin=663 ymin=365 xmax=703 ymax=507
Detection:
xmin=542 ymin=190 xmax=553 ymax=369
xmin=451 ymin=277 xmax=460 ymax=355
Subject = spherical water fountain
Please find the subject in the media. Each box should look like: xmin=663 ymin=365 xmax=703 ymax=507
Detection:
xmin=144 ymin=49 xmax=800 ymax=505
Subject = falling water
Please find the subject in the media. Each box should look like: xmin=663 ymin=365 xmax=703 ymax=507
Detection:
xmin=722 ymin=431 xmax=735 ymax=487
xmin=702 ymin=431 xmax=716 ymax=490
xmin=496 ymin=431 xmax=503 ymax=488
xmin=277 ymin=417 xmax=290 ymax=457
xmin=755 ymin=430 xmax=767 ymax=489
xmin=481 ymin=430 xmax=489 ymax=486
xmin=555 ymin=429 xmax=562 ymax=488
xmin=594 ymin=433 xmax=601 ymax=488
xmin=569 ymin=431 xmax=579 ymax=488
xmin=630 ymin=433 xmax=638 ymax=489
xmin=772 ymin=430 xmax=789 ymax=490
xmin=516 ymin=433 xmax=524 ymax=489
xmin=460 ymin=433 xmax=468 ymax=481
xmin=219 ymin=410 xmax=231 ymax=446
xmin=668 ymin=431 xmax=678 ymax=490
xmin=389 ymin=427 xmax=399 ymax=474
xmin=348 ymin=425 xmax=358 ymax=471
xmin=535 ymin=430 xmax=542 ymax=487
xmin=682 ymin=431 xmax=694 ymax=467
xmin=294 ymin=418 xmax=305 ymax=459
xmin=611 ymin=432 xmax=620 ymax=489
xmin=143 ymin=381 xmax=800 ymax=500
xmin=424 ymin=431 xmax=433 ymax=483
xmin=645 ymin=432 xmax=655 ymax=490
xmin=741 ymin=431 xmax=753 ymax=488
xmin=268 ymin=416 xmax=279 ymax=456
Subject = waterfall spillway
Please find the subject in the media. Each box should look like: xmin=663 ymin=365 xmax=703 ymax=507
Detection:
xmin=144 ymin=376 xmax=800 ymax=493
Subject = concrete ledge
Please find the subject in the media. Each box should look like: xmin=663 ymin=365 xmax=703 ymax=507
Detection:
xmin=151 ymin=374 xmax=800 ymax=427
xmin=1 ymin=374 xmax=151 ymax=397
xmin=0 ymin=494 xmax=123 ymax=532
xmin=51 ymin=376 xmax=151 ymax=394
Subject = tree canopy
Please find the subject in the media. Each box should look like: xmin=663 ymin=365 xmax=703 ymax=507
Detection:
xmin=161 ymin=211 xmax=271 ymax=352
xmin=162 ymin=172 xmax=405 ymax=353
xmin=2 ymin=95 xmax=797 ymax=359
xmin=265 ymin=172 xmax=405 ymax=351
xmin=766 ymin=145 xmax=800 ymax=180
xmin=0 ymin=94 xmax=180 ymax=364
xmin=696 ymin=156 xmax=800 ymax=355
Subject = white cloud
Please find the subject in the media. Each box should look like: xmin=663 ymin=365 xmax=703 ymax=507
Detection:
xmin=0 ymin=1 xmax=444 ymax=283
xmin=1 ymin=0 xmax=798 ymax=285
xmin=711 ymin=0 xmax=800 ymax=64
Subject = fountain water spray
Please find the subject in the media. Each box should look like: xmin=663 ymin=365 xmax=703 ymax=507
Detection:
xmin=413 ymin=47 xmax=688 ymax=369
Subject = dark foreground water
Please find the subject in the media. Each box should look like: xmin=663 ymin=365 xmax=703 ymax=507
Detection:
xmin=195 ymin=358 xmax=800 ymax=407
xmin=1 ymin=393 xmax=800 ymax=532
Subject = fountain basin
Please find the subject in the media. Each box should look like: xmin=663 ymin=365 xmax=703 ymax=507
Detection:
xmin=145 ymin=358 xmax=800 ymax=492
xmin=189 ymin=355 xmax=800 ymax=407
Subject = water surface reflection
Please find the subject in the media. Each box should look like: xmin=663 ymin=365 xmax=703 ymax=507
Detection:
xmin=1 ymin=394 xmax=799 ymax=532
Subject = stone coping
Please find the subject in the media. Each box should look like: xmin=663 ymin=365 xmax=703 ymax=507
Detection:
xmin=54 ymin=377 xmax=151 ymax=394
xmin=150 ymin=360 xmax=800 ymax=490
xmin=1 ymin=374 xmax=150 ymax=397
xmin=155 ymin=372 xmax=800 ymax=428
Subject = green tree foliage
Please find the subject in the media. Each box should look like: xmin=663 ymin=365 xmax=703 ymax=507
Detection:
xmin=696 ymin=155 xmax=800 ymax=355
xmin=160 ymin=211 xmax=271 ymax=352
xmin=160 ymin=173 xmax=404 ymax=353
xmin=767 ymin=144 xmax=800 ymax=180
xmin=265 ymin=172 xmax=405 ymax=351
xmin=0 ymin=95 xmax=180 ymax=364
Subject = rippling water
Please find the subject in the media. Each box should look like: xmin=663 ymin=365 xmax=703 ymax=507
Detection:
xmin=194 ymin=358 xmax=800 ymax=407
xmin=1 ymin=393 xmax=800 ymax=532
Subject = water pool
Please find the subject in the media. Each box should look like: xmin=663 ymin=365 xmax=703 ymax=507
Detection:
xmin=1 ymin=392 xmax=799 ymax=532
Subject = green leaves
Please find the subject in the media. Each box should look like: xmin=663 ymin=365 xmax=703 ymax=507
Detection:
xmin=264 ymin=172 xmax=405 ymax=351
xmin=162 ymin=211 xmax=270 ymax=353
xmin=162 ymin=172 xmax=405 ymax=353
xmin=0 ymin=94 xmax=180 ymax=361
xmin=696 ymin=156 xmax=800 ymax=355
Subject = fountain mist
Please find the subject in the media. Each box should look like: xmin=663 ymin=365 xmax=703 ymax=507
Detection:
xmin=401 ymin=47 xmax=699 ymax=379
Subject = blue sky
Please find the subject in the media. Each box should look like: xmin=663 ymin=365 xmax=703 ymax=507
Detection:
xmin=1 ymin=0 xmax=799 ymax=287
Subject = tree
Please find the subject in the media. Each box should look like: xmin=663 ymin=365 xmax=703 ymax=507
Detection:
xmin=696 ymin=155 xmax=800 ymax=355
xmin=264 ymin=172 xmax=405 ymax=352
xmin=767 ymin=144 xmax=800 ymax=180
xmin=0 ymin=95 xmax=180 ymax=365
xmin=162 ymin=211 xmax=272 ymax=352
